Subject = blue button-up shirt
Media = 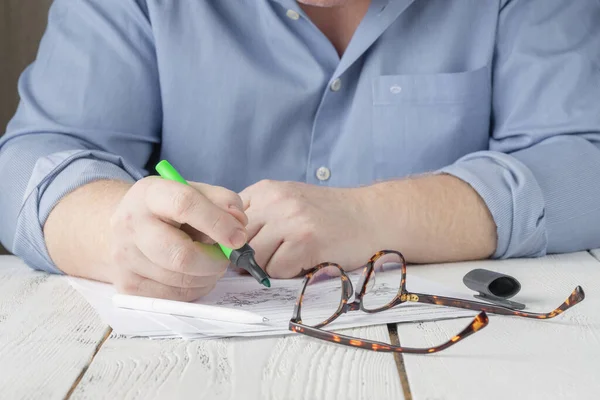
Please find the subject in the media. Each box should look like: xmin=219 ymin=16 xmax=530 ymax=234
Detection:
xmin=1 ymin=0 xmax=600 ymax=274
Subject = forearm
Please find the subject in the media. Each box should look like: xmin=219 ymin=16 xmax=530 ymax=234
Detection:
xmin=0 ymin=0 xmax=159 ymax=273
xmin=365 ymin=174 xmax=497 ymax=264
xmin=44 ymin=179 xmax=132 ymax=282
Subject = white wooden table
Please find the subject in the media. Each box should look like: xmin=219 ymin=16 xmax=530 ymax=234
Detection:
xmin=1 ymin=251 xmax=599 ymax=400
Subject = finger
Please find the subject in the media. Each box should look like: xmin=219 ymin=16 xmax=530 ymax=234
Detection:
xmin=145 ymin=179 xmax=247 ymax=248
xmin=189 ymin=182 xmax=248 ymax=226
xmin=243 ymin=202 xmax=267 ymax=242
xmin=127 ymin=245 xmax=225 ymax=289
xmin=190 ymin=182 xmax=244 ymax=211
xmin=110 ymin=231 xmax=226 ymax=289
xmin=264 ymin=241 xmax=313 ymax=279
xmin=180 ymin=224 xmax=218 ymax=244
xmin=134 ymin=216 xmax=231 ymax=277
xmin=114 ymin=269 xmax=217 ymax=301
xmin=239 ymin=183 xmax=260 ymax=211
xmin=238 ymin=185 xmax=250 ymax=210
xmin=246 ymin=220 xmax=265 ymax=243
xmin=247 ymin=223 xmax=282 ymax=274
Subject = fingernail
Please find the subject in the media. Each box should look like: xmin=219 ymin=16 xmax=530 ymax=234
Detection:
xmin=230 ymin=229 xmax=246 ymax=248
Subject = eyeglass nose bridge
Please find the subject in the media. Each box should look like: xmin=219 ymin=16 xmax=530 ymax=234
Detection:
xmin=340 ymin=272 xmax=363 ymax=312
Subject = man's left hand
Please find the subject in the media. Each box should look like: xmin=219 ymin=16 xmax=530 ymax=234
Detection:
xmin=239 ymin=180 xmax=380 ymax=278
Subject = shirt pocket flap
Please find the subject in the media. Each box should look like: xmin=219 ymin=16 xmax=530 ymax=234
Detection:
xmin=372 ymin=66 xmax=490 ymax=106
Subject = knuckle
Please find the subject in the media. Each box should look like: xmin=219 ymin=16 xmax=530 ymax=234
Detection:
xmin=280 ymin=183 xmax=299 ymax=202
xmin=256 ymin=179 xmax=275 ymax=189
xmin=131 ymin=177 xmax=153 ymax=199
xmin=119 ymin=281 xmax=138 ymax=295
xmin=108 ymin=213 xmax=121 ymax=231
xmin=109 ymin=209 xmax=133 ymax=233
xmin=297 ymin=220 xmax=317 ymax=243
xmin=141 ymin=176 xmax=160 ymax=186
xmin=171 ymin=189 xmax=197 ymax=220
xmin=210 ymin=213 xmax=226 ymax=235
xmin=257 ymin=179 xmax=278 ymax=194
xmin=169 ymin=243 xmax=195 ymax=272
xmin=270 ymin=187 xmax=291 ymax=204
xmin=297 ymin=230 xmax=315 ymax=244
xmin=110 ymin=246 xmax=128 ymax=265
xmin=116 ymin=274 xmax=141 ymax=295
xmin=287 ymin=198 xmax=307 ymax=217
xmin=180 ymin=272 xmax=198 ymax=289
xmin=176 ymin=287 xmax=199 ymax=302
xmin=185 ymin=289 xmax=201 ymax=302
xmin=223 ymin=191 xmax=243 ymax=208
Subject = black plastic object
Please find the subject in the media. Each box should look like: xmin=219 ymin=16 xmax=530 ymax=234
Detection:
xmin=463 ymin=269 xmax=526 ymax=310
xmin=229 ymin=244 xmax=271 ymax=288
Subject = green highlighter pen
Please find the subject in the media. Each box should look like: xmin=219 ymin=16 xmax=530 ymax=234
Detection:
xmin=155 ymin=160 xmax=271 ymax=288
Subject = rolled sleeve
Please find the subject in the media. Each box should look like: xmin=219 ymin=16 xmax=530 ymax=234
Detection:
xmin=13 ymin=149 xmax=144 ymax=274
xmin=440 ymin=0 xmax=600 ymax=259
xmin=439 ymin=152 xmax=547 ymax=259
xmin=0 ymin=0 xmax=160 ymax=273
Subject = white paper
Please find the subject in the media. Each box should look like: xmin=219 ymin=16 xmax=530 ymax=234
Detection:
xmin=68 ymin=266 xmax=478 ymax=340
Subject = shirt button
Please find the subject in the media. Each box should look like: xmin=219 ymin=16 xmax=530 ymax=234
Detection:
xmin=286 ymin=10 xmax=300 ymax=20
xmin=330 ymin=78 xmax=342 ymax=92
xmin=390 ymin=85 xmax=402 ymax=94
xmin=316 ymin=167 xmax=331 ymax=181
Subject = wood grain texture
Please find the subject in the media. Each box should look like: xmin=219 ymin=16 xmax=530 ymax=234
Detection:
xmin=395 ymin=252 xmax=600 ymax=400
xmin=71 ymin=325 xmax=404 ymax=400
xmin=0 ymin=256 xmax=109 ymax=399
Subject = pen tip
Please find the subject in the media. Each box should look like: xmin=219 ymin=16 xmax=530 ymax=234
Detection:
xmin=261 ymin=278 xmax=271 ymax=288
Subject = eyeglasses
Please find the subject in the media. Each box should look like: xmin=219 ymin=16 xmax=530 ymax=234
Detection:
xmin=289 ymin=250 xmax=585 ymax=354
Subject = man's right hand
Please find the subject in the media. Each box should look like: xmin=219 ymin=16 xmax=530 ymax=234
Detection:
xmin=108 ymin=177 xmax=248 ymax=301
xmin=44 ymin=177 xmax=247 ymax=301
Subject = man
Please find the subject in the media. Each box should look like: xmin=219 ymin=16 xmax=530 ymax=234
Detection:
xmin=1 ymin=0 xmax=599 ymax=301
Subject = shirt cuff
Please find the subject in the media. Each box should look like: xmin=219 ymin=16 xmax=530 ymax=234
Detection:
xmin=437 ymin=151 xmax=547 ymax=259
xmin=13 ymin=150 xmax=145 ymax=274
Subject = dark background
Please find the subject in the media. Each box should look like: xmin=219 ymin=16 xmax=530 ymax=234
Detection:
xmin=0 ymin=0 xmax=52 ymax=254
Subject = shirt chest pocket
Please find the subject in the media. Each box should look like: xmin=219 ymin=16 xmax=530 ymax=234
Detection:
xmin=371 ymin=67 xmax=492 ymax=179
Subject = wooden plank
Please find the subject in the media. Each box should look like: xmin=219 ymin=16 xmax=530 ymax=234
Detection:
xmin=388 ymin=324 xmax=412 ymax=400
xmin=0 ymin=256 xmax=109 ymax=399
xmin=395 ymin=252 xmax=600 ymax=400
xmin=71 ymin=325 xmax=404 ymax=400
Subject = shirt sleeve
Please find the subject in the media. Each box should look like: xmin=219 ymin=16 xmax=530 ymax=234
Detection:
xmin=0 ymin=0 xmax=160 ymax=273
xmin=439 ymin=0 xmax=600 ymax=259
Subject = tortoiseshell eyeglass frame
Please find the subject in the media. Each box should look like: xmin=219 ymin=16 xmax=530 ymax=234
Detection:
xmin=289 ymin=250 xmax=585 ymax=354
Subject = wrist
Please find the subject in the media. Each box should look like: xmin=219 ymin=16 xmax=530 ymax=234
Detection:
xmin=45 ymin=179 xmax=132 ymax=280
xmin=358 ymin=173 xmax=497 ymax=263
xmin=351 ymin=180 xmax=411 ymax=254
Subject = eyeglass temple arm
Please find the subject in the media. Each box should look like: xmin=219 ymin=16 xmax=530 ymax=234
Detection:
xmin=289 ymin=312 xmax=488 ymax=354
xmin=404 ymin=286 xmax=584 ymax=319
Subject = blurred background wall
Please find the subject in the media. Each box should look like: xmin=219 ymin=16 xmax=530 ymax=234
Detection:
xmin=0 ymin=0 xmax=52 ymax=254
